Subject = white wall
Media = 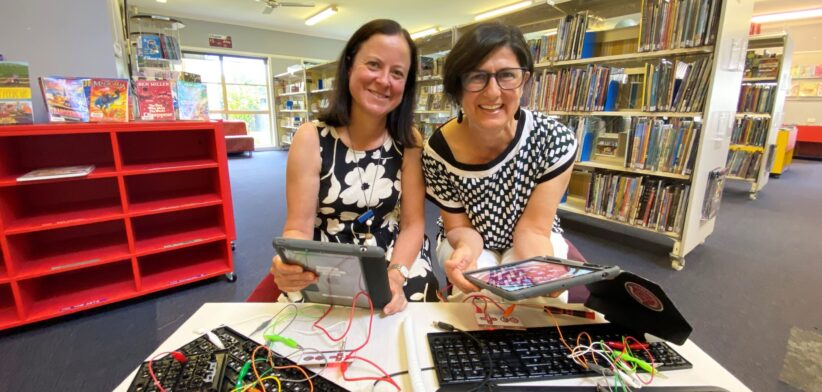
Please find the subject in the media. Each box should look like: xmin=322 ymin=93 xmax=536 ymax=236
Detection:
xmin=760 ymin=19 xmax=822 ymax=125
xmin=175 ymin=17 xmax=345 ymax=74
xmin=0 ymin=0 xmax=126 ymax=123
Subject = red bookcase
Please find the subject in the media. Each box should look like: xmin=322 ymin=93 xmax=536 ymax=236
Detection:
xmin=0 ymin=121 xmax=236 ymax=330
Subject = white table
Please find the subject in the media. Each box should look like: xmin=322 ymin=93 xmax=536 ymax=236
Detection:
xmin=115 ymin=302 xmax=751 ymax=391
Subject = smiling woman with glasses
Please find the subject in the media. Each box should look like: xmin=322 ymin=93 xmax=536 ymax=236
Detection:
xmin=422 ymin=22 xmax=579 ymax=301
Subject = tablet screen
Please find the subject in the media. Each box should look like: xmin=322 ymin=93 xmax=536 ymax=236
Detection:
xmin=282 ymin=248 xmax=367 ymax=300
xmin=468 ymin=260 xmax=597 ymax=292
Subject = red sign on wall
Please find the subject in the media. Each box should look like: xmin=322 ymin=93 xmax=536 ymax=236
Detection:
xmin=209 ymin=34 xmax=233 ymax=48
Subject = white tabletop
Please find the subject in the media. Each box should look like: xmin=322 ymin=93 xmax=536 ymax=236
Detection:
xmin=115 ymin=302 xmax=751 ymax=392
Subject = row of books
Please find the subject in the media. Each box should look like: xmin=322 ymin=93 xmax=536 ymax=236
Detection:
xmin=0 ymin=61 xmax=33 ymax=124
xmin=417 ymin=84 xmax=452 ymax=112
xmin=737 ymin=84 xmax=776 ymax=113
xmin=523 ymin=65 xmax=614 ymax=112
xmin=744 ymin=51 xmax=780 ymax=79
xmin=136 ymin=33 xmax=182 ymax=62
xmin=550 ymin=12 xmax=590 ymax=62
xmin=626 ymin=118 xmax=701 ymax=175
xmin=643 ymin=55 xmax=713 ymax=112
xmin=40 ymin=77 xmax=207 ymax=122
xmin=731 ymin=116 xmax=769 ymax=147
xmin=726 ymin=150 xmax=762 ymax=179
xmin=419 ymin=56 xmax=445 ymax=79
xmin=570 ymin=170 xmax=690 ymax=234
xmin=567 ymin=116 xmax=700 ymax=176
xmin=639 ymin=0 xmax=722 ymax=52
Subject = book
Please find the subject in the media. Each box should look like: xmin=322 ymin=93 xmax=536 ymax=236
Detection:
xmin=139 ymin=34 xmax=164 ymax=60
xmin=16 ymin=165 xmax=95 ymax=182
xmin=39 ymin=76 xmax=90 ymax=122
xmin=135 ymin=80 xmax=174 ymax=121
xmin=176 ymin=81 xmax=209 ymax=120
xmin=701 ymin=167 xmax=727 ymax=221
xmin=0 ymin=61 xmax=33 ymax=124
xmin=89 ymin=78 xmax=129 ymax=122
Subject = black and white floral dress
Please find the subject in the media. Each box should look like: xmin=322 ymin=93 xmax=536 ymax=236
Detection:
xmin=312 ymin=123 xmax=439 ymax=302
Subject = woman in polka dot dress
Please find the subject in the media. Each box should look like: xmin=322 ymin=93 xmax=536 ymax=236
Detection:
xmin=422 ymin=22 xmax=578 ymax=298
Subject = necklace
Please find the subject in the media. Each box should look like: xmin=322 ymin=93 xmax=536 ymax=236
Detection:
xmin=351 ymin=131 xmax=388 ymax=242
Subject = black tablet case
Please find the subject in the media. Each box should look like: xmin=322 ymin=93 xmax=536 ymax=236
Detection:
xmin=584 ymin=272 xmax=693 ymax=345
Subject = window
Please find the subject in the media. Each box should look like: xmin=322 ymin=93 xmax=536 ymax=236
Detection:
xmin=182 ymin=53 xmax=274 ymax=147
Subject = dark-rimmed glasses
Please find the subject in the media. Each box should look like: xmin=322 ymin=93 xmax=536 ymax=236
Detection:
xmin=460 ymin=68 xmax=529 ymax=92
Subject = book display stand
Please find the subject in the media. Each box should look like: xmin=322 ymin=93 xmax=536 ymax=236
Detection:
xmin=728 ymin=33 xmax=792 ymax=200
xmin=129 ymin=14 xmax=185 ymax=81
xmin=0 ymin=121 xmax=236 ymax=331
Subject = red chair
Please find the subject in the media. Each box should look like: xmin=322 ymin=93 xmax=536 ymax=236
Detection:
xmin=246 ymin=239 xmax=589 ymax=302
xmin=246 ymin=273 xmax=282 ymax=302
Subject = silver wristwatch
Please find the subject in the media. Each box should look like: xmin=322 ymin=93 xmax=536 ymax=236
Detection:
xmin=388 ymin=264 xmax=409 ymax=285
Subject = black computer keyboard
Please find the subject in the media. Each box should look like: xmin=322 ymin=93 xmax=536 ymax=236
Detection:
xmin=128 ymin=326 xmax=348 ymax=392
xmin=428 ymin=323 xmax=692 ymax=386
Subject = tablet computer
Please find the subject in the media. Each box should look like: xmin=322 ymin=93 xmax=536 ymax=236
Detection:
xmin=273 ymin=237 xmax=392 ymax=309
xmin=463 ymin=257 xmax=621 ymax=301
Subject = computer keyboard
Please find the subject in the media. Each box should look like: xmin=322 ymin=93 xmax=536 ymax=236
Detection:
xmin=128 ymin=326 xmax=347 ymax=392
xmin=428 ymin=323 xmax=692 ymax=386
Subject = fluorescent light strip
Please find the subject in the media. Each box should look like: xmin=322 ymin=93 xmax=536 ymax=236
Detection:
xmin=410 ymin=27 xmax=439 ymax=40
xmin=305 ymin=5 xmax=338 ymax=26
xmin=752 ymin=8 xmax=822 ymax=23
xmin=475 ymin=1 xmax=533 ymax=21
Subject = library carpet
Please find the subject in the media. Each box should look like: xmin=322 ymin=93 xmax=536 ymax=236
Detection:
xmin=0 ymin=151 xmax=819 ymax=392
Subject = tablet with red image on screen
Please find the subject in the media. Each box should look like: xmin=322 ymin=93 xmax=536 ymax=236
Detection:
xmin=463 ymin=256 xmax=621 ymax=301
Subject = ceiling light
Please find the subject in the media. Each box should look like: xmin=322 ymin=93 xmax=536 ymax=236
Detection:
xmin=752 ymin=8 xmax=822 ymax=23
xmin=474 ymin=1 xmax=533 ymax=21
xmin=156 ymin=0 xmax=167 ymax=3
xmin=305 ymin=5 xmax=338 ymax=26
xmin=410 ymin=27 xmax=440 ymax=40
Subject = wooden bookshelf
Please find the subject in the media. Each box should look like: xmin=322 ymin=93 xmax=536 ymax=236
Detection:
xmin=547 ymin=111 xmax=703 ymax=118
xmin=574 ymin=161 xmax=690 ymax=180
xmin=0 ymin=121 xmax=236 ymax=331
xmin=727 ymin=33 xmax=792 ymax=200
xmin=558 ymin=203 xmax=681 ymax=240
xmin=536 ymin=46 xmax=713 ymax=68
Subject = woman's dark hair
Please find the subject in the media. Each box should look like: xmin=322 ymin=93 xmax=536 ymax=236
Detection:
xmin=319 ymin=19 xmax=419 ymax=147
xmin=443 ymin=22 xmax=533 ymax=105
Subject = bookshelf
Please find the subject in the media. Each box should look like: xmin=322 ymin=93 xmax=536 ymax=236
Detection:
xmin=0 ymin=121 xmax=236 ymax=331
xmin=510 ymin=0 xmax=755 ymax=269
xmin=273 ymin=67 xmax=311 ymax=148
xmin=304 ymin=61 xmax=337 ymax=123
xmin=727 ymin=33 xmax=792 ymax=200
xmin=415 ymin=29 xmax=456 ymax=141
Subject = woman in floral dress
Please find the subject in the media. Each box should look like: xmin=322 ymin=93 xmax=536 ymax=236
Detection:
xmin=269 ymin=19 xmax=439 ymax=314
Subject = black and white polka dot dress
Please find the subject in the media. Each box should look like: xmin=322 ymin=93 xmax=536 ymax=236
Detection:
xmin=422 ymin=108 xmax=578 ymax=250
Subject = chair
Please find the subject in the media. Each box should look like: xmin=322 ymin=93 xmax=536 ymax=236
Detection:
xmin=222 ymin=120 xmax=255 ymax=156
xmin=245 ymin=239 xmax=589 ymax=303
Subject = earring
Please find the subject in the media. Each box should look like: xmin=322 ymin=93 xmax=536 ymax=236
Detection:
xmin=514 ymin=108 xmax=520 ymax=121
xmin=457 ymin=109 xmax=464 ymax=123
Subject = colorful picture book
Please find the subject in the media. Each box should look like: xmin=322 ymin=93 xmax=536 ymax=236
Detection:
xmin=139 ymin=34 xmax=164 ymax=60
xmin=39 ymin=76 xmax=90 ymax=122
xmin=0 ymin=61 xmax=33 ymax=124
xmin=176 ymin=81 xmax=209 ymax=120
xmin=135 ymin=80 xmax=174 ymax=121
xmin=16 ymin=165 xmax=95 ymax=182
xmin=89 ymin=79 xmax=129 ymax=122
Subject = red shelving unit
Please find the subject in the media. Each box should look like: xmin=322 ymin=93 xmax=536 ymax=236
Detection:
xmin=0 ymin=121 xmax=235 ymax=330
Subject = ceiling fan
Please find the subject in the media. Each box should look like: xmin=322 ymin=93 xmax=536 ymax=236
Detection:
xmin=257 ymin=0 xmax=316 ymax=14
